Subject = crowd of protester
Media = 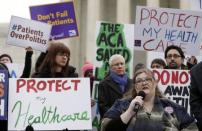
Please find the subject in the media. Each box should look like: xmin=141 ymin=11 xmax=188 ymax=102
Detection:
xmin=0 ymin=44 xmax=201 ymax=131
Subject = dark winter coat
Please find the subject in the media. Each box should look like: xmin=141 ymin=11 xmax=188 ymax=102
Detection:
xmin=32 ymin=65 xmax=78 ymax=78
xmin=103 ymin=97 xmax=198 ymax=131
xmin=190 ymin=61 xmax=202 ymax=131
xmin=98 ymin=76 xmax=132 ymax=118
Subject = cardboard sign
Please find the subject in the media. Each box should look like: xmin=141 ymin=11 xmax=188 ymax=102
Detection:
xmin=92 ymin=22 xmax=134 ymax=131
xmin=0 ymin=70 xmax=9 ymax=120
xmin=153 ymin=69 xmax=190 ymax=113
xmin=8 ymin=78 xmax=92 ymax=130
xmin=30 ymin=1 xmax=79 ymax=40
xmin=7 ymin=16 xmax=52 ymax=52
xmin=94 ymin=21 xmax=134 ymax=81
xmin=134 ymin=6 xmax=202 ymax=55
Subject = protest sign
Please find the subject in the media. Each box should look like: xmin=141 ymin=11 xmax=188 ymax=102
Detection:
xmin=0 ymin=70 xmax=9 ymax=120
xmin=30 ymin=1 xmax=79 ymax=40
xmin=8 ymin=78 xmax=92 ymax=130
xmin=92 ymin=21 xmax=134 ymax=131
xmin=153 ymin=69 xmax=190 ymax=113
xmin=6 ymin=63 xmax=24 ymax=78
xmin=7 ymin=16 xmax=52 ymax=52
xmin=134 ymin=6 xmax=202 ymax=55
xmin=90 ymin=81 xmax=100 ymax=131
xmin=94 ymin=21 xmax=134 ymax=81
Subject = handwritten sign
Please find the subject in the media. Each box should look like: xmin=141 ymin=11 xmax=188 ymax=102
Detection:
xmin=30 ymin=1 xmax=79 ymax=40
xmin=0 ymin=70 xmax=9 ymax=120
xmin=134 ymin=6 xmax=202 ymax=55
xmin=7 ymin=16 xmax=52 ymax=52
xmin=94 ymin=21 xmax=134 ymax=81
xmin=91 ymin=22 xmax=134 ymax=130
xmin=8 ymin=78 xmax=92 ymax=130
xmin=153 ymin=69 xmax=190 ymax=113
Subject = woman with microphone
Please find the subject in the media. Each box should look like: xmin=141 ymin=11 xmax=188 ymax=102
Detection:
xmin=101 ymin=68 xmax=198 ymax=131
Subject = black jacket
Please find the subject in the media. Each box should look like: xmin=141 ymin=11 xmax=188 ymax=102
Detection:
xmin=32 ymin=65 xmax=78 ymax=78
xmin=104 ymin=97 xmax=197 ymax=131
xmin=98 ymin=76 xmax=132 ymax=118
xmin=20 ymin=50 xmax=33 ymax=78
xmin=190 ymin=61 xmax=202 ymax=130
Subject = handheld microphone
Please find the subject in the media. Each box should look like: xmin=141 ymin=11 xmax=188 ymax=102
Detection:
xmin=133 ymin=91 xmax=146 ymax=114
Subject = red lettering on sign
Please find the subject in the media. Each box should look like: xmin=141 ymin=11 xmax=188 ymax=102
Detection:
xmin=16 ymin=79 xmax=81 ymax=93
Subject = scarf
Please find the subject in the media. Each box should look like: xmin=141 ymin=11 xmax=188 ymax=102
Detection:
xmin=109 ymin=70 xmax=128 ymax=93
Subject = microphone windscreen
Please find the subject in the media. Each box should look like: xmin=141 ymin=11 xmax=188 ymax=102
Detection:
xmin=137 ymin=91 xmax=146 ymax=100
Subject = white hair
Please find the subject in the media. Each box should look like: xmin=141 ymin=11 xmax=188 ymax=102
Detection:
xmin=109 ymin=54 xmax=125 ymax=66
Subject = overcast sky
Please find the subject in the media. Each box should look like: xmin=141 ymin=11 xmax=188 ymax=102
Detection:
xmin=0 ymin=0 xmax=59 ymax=23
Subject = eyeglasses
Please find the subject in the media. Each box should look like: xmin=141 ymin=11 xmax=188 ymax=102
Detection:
xmin=57 ymin=52 xmax=69 ymax=57
xmin=166 ymin=54 xmax=181 ymax=59
xmin=135 ymin=77 xmax=153 ymax=85
xmin=112 ymin=62 xmax=125 ymax=67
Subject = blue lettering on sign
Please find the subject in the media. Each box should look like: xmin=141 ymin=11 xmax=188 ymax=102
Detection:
xmin=142 ymin=27 xmax=161 ymax=38
xmin=164 ymin=29 xmax=198 ymax=43
xmin=10 ymin=70 xmax=17 ymax=78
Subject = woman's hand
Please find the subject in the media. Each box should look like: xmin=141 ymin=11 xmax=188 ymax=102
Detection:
xmin=128 ymin=96 xmax=144 ymax=112
xmin=25 ymin=46 xmax=33 ymax=52
xmin=120 ymin=96 xmax=144 ymax=124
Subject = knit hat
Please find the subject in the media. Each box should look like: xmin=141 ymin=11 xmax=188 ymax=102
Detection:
xmin=82 ymin=62 xmax=93 ymax=76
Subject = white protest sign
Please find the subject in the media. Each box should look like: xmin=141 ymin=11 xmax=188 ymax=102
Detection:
xmin=134 ymin=6 xmax=202 ymax=55
xmin=153 ymin=69 xmax=190 ymax=113
xmin=7 ymin=16 xmax=52 ymax=52
xmin=8 ymin=78 xmax=92 ymax=130
xmin=6 ymin=63 xmax=24 ymax=78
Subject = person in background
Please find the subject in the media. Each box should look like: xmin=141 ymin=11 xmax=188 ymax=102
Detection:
xmin=0 ymin=47 xmax=33 ymax=78
xmin=82 ymin=61 xmax=94 ymax=93
xmin=101 ymin=68 xmax=198 ymax=131
xmin=190 ymin=61 xmax=202 ymax=130
xmin=98 ymin=54 xmax=132 ymax=119
xmin=0 ymin=54 xmax=13 ymax=63
xmin=151 ymin=58 xmax=166 ymax=69
xmin=32 ymin=42 xmax=78 ymax=78
xmin=186 ymin=56 xmax=198 ymax=70
xmin=134 ymin=63 xmax=145 ymax=74
xmin=164 ymin=45 xmax=188 ymax=70
xmin=82 ymin=61 xmax=95 ymax=107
